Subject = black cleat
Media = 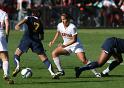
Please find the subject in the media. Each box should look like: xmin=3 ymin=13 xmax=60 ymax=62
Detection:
xmin=101 ymin=72 xmax=109 ymax=77
xmin=75 ymin=67 xmax=81 ymax=78
xmin=12 ymin=68 xmax=21 ymax=77
xmin=3 ymin=75 xmax=14 ymax=84
xmin=55 ymin=71 xmax=65 ymax=76
xmin=52 ymin=74 xmax=60 ymax=79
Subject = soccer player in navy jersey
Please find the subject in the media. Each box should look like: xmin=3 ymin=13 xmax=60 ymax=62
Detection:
xmin=75 ymin=37 xmax=124 ymax=78
xmin=12 ymin=8 xmax=58 ymax=79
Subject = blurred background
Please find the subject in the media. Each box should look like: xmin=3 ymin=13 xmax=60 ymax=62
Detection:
xmin=0 ymin=0 xmax=124 ymax=29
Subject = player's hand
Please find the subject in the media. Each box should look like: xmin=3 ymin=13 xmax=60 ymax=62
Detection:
xmin=58 ymin=43 xmax=66 ymax=48
xmin=49 ymin=41 xmax=54 ymax=47
xmin=15 ymin=25 xmax=20 ymax=30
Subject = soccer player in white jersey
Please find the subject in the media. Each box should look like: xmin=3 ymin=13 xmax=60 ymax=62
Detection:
xmin=49 ymin=13 xmax=101 ymax=78
xmin=0 ymin=9 xmax=14 ymax=84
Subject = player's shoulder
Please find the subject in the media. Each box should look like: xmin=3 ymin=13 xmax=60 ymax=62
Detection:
xmin=69 ymin=23 xmax=76 ymax=29
xmin=57 ymin=22 xmax=63 ymax=26
xmin=0 ymin=9 xmax=7 ymax=16
xmin=69 ymin=23 xmax=76 ymax=27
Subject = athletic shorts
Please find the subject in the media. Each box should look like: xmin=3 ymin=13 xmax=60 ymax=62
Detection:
xmin=102 ymin=37 xmax=117 ymax=54
xmin=0 ymin=36 xmax=7 ymax=51
xmin=18 ymin=38 xmax=45 ymax=54
xmin=64 ymin=43 xmax=84 ymax=54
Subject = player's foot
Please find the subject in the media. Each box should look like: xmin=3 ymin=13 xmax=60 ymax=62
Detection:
xmin=101 ymin=72 xmax=109 ymax=77
xmin=95 ymin=73 xmax=101 ymax=78
xmin=75 ymin=67 xmax=82 ymax=78
xmin=3 ymin=75 xmax=14 ymax=84
xmin=55 ymin=70 xmax=65 ymax=76
xmin=12 ymin=68 xmax=21 ymax=77
xmin=52 ymin=74 xmax=60 ymax=79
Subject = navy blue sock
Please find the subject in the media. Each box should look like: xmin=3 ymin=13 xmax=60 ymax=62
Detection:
xmin=0 ymin=59 xmax=2 ymax=68
xmin=109 ymin=60 xmax=121 ymax=71
xmin=79 ymin=61 xmax=99 ymax=71
xmin=14 ymin=55 xmax=20 ymax=68
xmin=43 ymin=59 xmax=51 ymax=69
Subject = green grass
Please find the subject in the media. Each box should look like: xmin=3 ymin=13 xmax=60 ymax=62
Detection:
xmin=1 ymin=29 xmax=124 ymax=88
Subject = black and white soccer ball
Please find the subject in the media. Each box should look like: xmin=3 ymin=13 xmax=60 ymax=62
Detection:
xmin=21 ymin=68 xmax=32 ymax=78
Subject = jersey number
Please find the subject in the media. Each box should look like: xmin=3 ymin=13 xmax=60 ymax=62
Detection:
xmin=34 ymin=22 xmax=39 ymax=32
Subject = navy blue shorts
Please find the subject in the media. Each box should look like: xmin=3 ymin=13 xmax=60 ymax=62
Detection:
xmin=101 ymin=37 xmax=117 ymax=54
xmin=18 ymin=38 xmax=45 ymax=54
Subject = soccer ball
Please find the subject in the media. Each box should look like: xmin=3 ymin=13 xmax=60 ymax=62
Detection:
xmin=21 ymin=68 xmax=32 ymax=78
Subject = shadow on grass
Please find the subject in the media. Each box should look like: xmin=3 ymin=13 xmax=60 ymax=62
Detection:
xmin=15 ymin=79 xmax=112 ymax=85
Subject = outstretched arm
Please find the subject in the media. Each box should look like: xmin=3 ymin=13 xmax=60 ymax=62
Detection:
xmin=15 ymin=19 xmax=27 ymax=30
xmin=49 ymin=31 xmax=60 ymax=47
xmin=5 ymin=17 xmax=10 ymax=43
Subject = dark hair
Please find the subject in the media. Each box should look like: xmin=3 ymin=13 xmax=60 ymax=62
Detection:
xmin=61 ymin=13 xmax=70 ymax=20
xmin=31 ymin=8 xmax=41 ymax=18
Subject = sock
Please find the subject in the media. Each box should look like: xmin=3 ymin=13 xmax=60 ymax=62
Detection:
xmin=86 ymin=61 xmax=99 ymax=75
xmin=102 ymin=60 xmax=120 ymax=74
xmin=53 ymin=57 xmax=63 ymax=71
xmin=79 ymin=61 xmax=99 ymax=72
xmin=0 ymin=59 xmax=2 ymax=68
xmin=43 ymin=59 xmax=55 ymax=75
xmin=14 ymin=55 xmax=20 ymax=70
xmin=2 ymin=60 xmax=9 ymax=77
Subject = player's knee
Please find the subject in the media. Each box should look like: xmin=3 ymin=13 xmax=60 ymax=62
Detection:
xmin=52 ymin=50 xmax=57 ymax=57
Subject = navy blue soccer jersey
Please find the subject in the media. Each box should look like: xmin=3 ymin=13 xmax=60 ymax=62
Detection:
xmin=23 ymin=16 xmax=44 ymax=41
xmin=102 ymin=37 xmax=124 ymax=54
xmin=18 ymin=16 xmax=45 ymax=54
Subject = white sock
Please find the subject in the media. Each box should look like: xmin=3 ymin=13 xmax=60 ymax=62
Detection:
xmin=2 ymin=61 xmax=9 ymax=77
xmin=53 ymin=57 xmax=63 ymax=71
xmin=102 ymin=67 xmax=110 ymax=74
xmin=48 ymin=64 xmax=55 ymax=75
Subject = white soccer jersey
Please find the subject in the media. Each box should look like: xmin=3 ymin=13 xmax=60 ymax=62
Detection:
xmin=57 ymin=22 xmax=84 ymax=53
xmin=57 ymin=22 xmax=81 ymax=46
xmin=0 ymin=9 xmax=8 ymax=30
xmin=0 ymin=9 xmax=8 ymax=51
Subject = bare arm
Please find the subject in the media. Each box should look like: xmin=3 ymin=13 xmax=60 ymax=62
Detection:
xmin=15 ymin=19 xmax=27 ymax=30
xmin=5 ymin=18 xmax=10 ymax=36
xmin=49 ymin=31 xmax=60 ymax=47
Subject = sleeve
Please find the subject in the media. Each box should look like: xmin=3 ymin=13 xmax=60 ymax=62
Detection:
xmin=71 ymin=25 xmax=77 ymax=36
xmin=4 ymin=13 xmax=8 ymax=20
xmin=24 ymin=16 xmax=29 ymax=20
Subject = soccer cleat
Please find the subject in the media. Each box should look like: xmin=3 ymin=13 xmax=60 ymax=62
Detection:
xmin=101 ymin=72 xmax=109 ymax=77
xmin=95 ymin=73 xmax=101 ymax=78
xmin=52 ymin=74 xmax=60 ymax=79
xmin=3 ymin=75 xmax=14 ymax=84
xmin=75 ymin=67 xmax=81 ymax=78
xmin=12 ymin=68 xmax=21 ymax=77
xmin=55 ymin=71 xmax=65 ymax=76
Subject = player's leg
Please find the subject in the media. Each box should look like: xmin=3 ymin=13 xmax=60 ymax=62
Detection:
xmin=75 ymin=52 xmax=101 ymax=77
xmin=52 ymin=46 xmax=69 ymax=76
xmin=0 ymin=59 xmax=2 ymax=68
xmin=12 ymin=48 xmax=23 ymax=77
xmin=75 ymin=50 xmax=111 ymax=78
xmin=0 ymin=51 xmax=14 ymax=84
xmin=102 ymin=53 xmax=123 ymax=76
xmin=38 ymin=53 xmax=59 ymax=79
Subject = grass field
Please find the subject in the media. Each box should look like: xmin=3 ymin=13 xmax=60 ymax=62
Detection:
xmin=1 ymin=29 xmax=124 ymax=88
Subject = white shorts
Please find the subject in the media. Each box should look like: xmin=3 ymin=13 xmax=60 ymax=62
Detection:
xmin=0 ymin=36 xmax=7 ymax=51
xmin=64 ymin=43 xmax=84 ymax=54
